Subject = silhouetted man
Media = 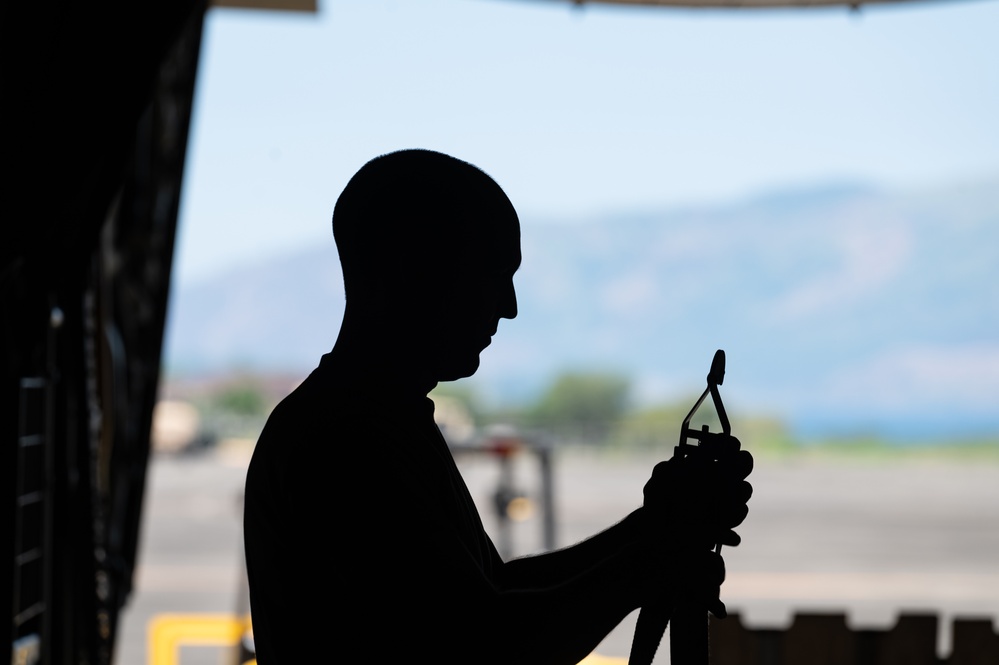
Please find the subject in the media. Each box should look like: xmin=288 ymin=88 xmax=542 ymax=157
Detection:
xmin=243 ymin=149 xmax=752 ymax=664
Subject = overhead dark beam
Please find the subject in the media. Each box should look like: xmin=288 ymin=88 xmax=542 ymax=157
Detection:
xmin=211 ymin=0 xmax=318 ymax=11
xmin=550 ymin=0 xmax=942 ymax=9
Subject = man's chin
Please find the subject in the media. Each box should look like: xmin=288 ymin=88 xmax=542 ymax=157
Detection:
xmin=436 ymin=355 xmax=481 ymax=382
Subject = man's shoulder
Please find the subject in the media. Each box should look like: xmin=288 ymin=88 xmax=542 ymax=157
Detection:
xmin=245 ymin=368 xmax=372 ymax=507
xmin=261 ymin=367 xmax=361 ymax=434
xmin=252 ymin=365 xmax=403 ymax=476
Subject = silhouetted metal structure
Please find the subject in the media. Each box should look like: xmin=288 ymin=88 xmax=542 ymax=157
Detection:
xmin=451 ymin=430 xmax=558 ymax=559
xmin=4 ymin=1 xmax=323 ymax=660
xmin=711 ymin=612 xmax=999 ymax=665
xmin=4 ymin=3 xmax=207 ymax=663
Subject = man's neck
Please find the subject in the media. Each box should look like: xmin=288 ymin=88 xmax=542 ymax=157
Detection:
xmin=325 ymin=343 xmax=437 ymax=398
xmin=330 ymin=302 xmax=443 ymax=396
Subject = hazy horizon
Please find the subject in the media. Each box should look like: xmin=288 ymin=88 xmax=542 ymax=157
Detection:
xmin=163 ymin=176 xmax=999 ymax=440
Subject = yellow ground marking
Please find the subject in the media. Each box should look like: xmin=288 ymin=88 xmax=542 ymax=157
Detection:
xmin=580 ymin=654 xmax=628 ymax=665
xmin=147 ymin=614 xmax=254 ymax=665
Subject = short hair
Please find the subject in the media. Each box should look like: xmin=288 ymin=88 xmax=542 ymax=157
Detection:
xmin=332 ymin=149 xmax=518 ymax=299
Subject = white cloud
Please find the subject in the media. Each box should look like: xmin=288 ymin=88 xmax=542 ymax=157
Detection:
xmin=769 ymin=216 xmax=913 ymax=322
xmin=599 ymin=270 xmax=660 ymax=316
xmin=816 ymin=344 xmax=999 ymax=413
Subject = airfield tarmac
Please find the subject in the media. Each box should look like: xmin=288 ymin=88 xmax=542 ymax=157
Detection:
xmin=115 ymin=445 xmax=999 ymax=664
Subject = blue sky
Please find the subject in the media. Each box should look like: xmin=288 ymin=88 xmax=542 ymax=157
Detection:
xmin=174 ymin=0 xmax=999 ymax=286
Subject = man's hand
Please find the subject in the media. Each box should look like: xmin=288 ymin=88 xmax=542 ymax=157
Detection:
xmin=631 ymin=541 xmax=728 ymax=618
xmin=638 ymin=440 xmax=751 ymax=618
xmin=642 ymin=440 xmax=753 ymax=551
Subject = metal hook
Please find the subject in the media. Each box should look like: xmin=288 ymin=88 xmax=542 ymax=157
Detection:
xmin=678 ymin=349 xmax=730 ymax=450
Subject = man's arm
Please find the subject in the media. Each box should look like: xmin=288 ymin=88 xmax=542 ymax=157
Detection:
xmin=500 ymin=508 xmax=644 ymax=590
xmin=304 ymin=430 xmax=747 ymax=665
xmin=481 ymin=448 xmax=752 ymax=663
xmin=489 ymin=539 xmax=669 ymax=665
xmin=394 ymin=516 xmax=678 ymax=665
xmin=501 ymin=447 xmax=752 ymax=594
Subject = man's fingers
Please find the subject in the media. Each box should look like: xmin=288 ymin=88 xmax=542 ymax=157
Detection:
xmin=698 ymin=551 xmax=727 ymax=617
xmin=708 ymin=597 xmax=728 ymax=619
xmin=733 ymin=479 xmax=753 ymax=504
xmin=643 ymin=447 xmax=754 ymax=551
xmin=723 ymin=502 xmax=750 ymax=530
xmin=717 ymin=449 xmax=754 ymax=480
xmin=679 ymin=549 xmax=727 ymax=617
xmin=718 ymin=529 xmax=741 ymax=548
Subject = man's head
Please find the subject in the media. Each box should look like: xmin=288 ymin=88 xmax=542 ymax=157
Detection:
xmin=332 ymin=149 xmax=521 ymax=381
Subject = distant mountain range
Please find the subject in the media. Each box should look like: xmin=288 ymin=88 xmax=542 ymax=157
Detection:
xmin=163 ymin=179 xmax=999 ymax=438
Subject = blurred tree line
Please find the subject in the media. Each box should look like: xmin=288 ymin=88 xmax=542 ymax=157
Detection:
xmin=166 ymin=370 xmax=791 ymax=453
xmin=432 ymin=370 xmax=792 ymax=451
xmin=172 ymin=377 xmax=275 ymax=448
xmin=165 ymin=371 xmax=999 ymax=457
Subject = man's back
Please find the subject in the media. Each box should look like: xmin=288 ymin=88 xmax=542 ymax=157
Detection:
xmin=244 ymin=355 xmax=503 ymax=662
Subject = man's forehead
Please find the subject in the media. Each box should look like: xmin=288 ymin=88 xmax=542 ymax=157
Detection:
xmin=428 ymin=202 xmax=518 ymax=247
xmin=443 ymin=226 xmax=520 ymax=276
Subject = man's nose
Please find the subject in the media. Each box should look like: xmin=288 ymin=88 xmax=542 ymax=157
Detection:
xmin=499 ymin=281 xmax=517 ymax=320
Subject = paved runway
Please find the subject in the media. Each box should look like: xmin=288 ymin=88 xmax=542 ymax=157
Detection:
xmin=116 ymin=446 xmax=999 ymax=664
